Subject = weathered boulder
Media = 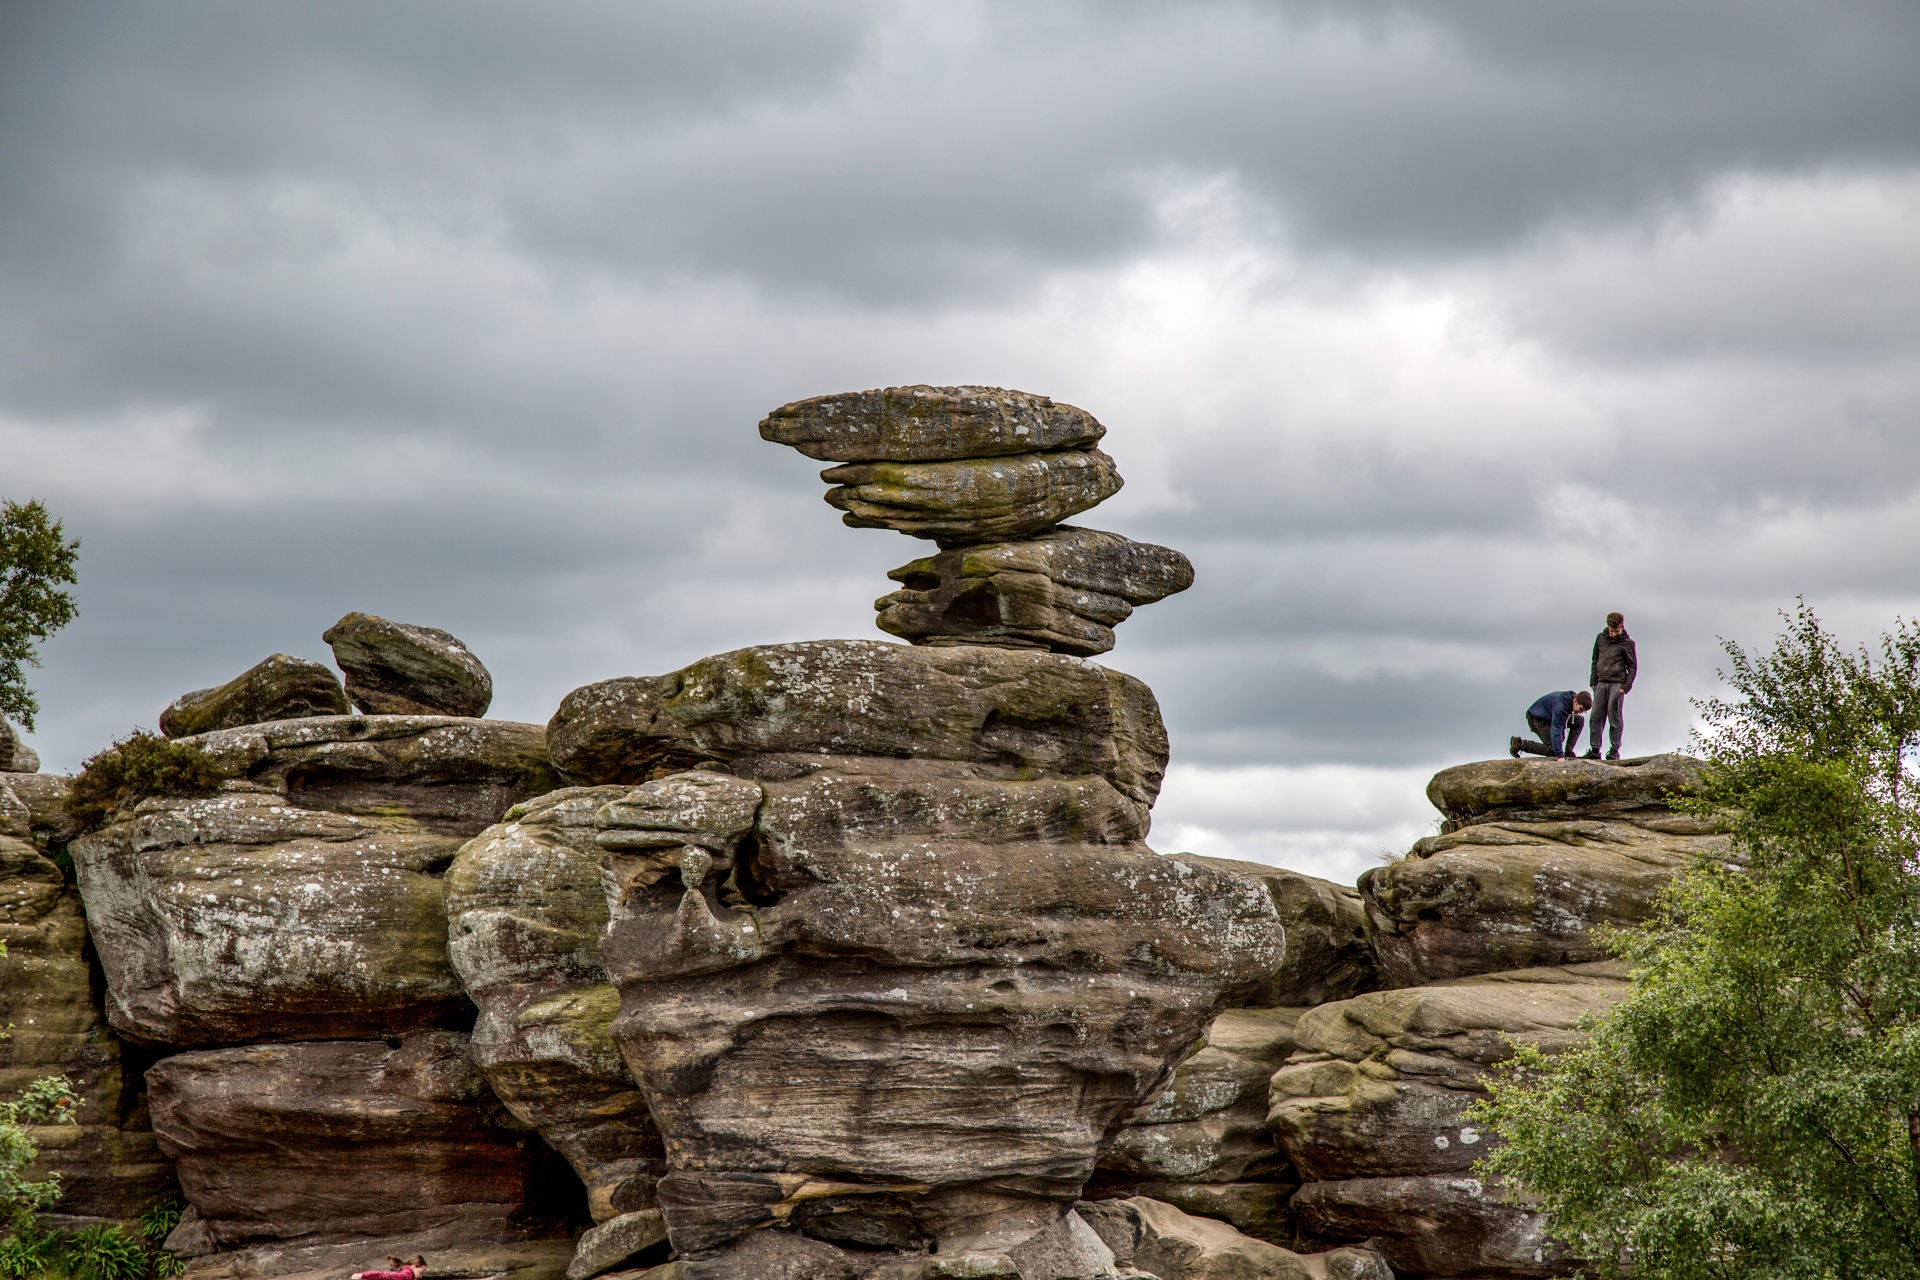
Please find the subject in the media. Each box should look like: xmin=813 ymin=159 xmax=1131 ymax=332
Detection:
xmin=159 ymin=655 xmax=350 ymax=738
xmin=821 ymin=449 xmax=1124 ymax=544
xmin=876 ymin=527 xmax=1194 ymax=657
xmin=1 ymin=772 xmax=177 ymax=1218
xmin=323 ymin=613 xmax=494 ymax=718
xmin=547 ymin=640 xmax=1168 ymax=807
xmin=1361 ymin=760 xmax=1729 ymax=986
xmin=146 ymin=1032 xmax=574 ymax=1246
xmin=1190 ymin=859 xmax=1381 ymax=1007
xmin=1268 ymin=963 xmax=1624 ymax=1182
xmin=1092 ymin=1007 xmax=1304 ymax=1245
xmin=73 ymin=790 xmax=470 ymax=1046
xmin=1426 ymin=754 xmax=1704 ymax=831
xmin=1292 ymin=1175 xmax=1565 ymax=1278
xmin=0 ymin=716 xmax=38 ymax=772
xmin=1078 ymin=1196 xmax=1394 ymax=1280
xmin=183 ymin=714 xmax=559 ymax=835
xmin=759 ymin=386 xmax=1105 ymax=462
xmin=566 ymin=1209 xmax=671 ymax=1279
xmin=445 ymin=786 xmax=665 ymax=1224
xmin=569 ymin=636 xmax=1282 ymax=1273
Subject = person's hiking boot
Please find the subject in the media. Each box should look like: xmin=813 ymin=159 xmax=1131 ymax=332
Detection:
xmin=1509 ymin=736 xmax=1522 ymax=758
xmin=1580 ymin=749 xmax=1601 ymax=759
xmin=1606 ymin=751 xmax=1621 ymax=761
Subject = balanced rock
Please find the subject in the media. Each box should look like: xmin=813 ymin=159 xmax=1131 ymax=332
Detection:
xmin=73 ymin=715 xmax=558 ymax=1044
xmin=759 ymin=385 xmax=1105 ymax=462
xmin=1361 ymin=756 xmax=1729 ymax=986
xmin=821 ymin=449 xmax=1123 ymax=545
xmin=555 ymin=637 xmax=1282 ymax=1273
xmin=324 ymin=612 xmax=494 ymax=717
xmin=1092 ymin=1007 xmax=1304 ymax=1246
xmin=547 ymin=639 xmax=1168 ymax=806
xmin=159 ymin=654 xmax=350 ymax=738
xmin=0 ymin=773 xmax=177 ymax=1218
xmin=446 ymin=786 xmax=666 ymax=1224
xmin=146 ymin=1031 xmax=571 ymax=1246
xmin=0 ymin=715 xmax=38 ymax=772
xmin=876 ymin=526 xmax=1194 ymax=656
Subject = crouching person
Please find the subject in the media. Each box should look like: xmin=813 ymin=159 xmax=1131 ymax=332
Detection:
xmin=1511 ymin=689 xmax=1591 ymax=758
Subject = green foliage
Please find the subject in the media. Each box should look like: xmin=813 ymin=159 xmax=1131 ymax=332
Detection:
xmin=0 ymin=1221 xmax=60 ymax=1280
xmin=133 ymin=1203 xmax=177 ymax=1249
xmin=1473 ymin=602 xmax=1920 ymax=1278
xmin=1 ymin=1077 xmax=79 ymax=1230
xmin=65 ymin=732 xmax=221 ymax=830
xmin=60 ymin=1227 xmax=146 ymax=1280
xmin=0 ymin=1215 xmax=184 ymax=1280
xmin=0 ymin=500 xmax=81 ymax=732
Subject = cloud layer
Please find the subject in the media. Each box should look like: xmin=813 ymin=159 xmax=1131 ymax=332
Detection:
xmin=4 ymin=1 xmax=1917 ymax=884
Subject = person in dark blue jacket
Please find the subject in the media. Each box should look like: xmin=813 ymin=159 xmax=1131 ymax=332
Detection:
xmin=1510 ymin=689 xmax=1592 ymax=758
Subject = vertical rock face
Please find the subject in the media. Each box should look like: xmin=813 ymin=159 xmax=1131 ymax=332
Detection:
xmin=146 ymin=1032 xmax=567 ymax=1247
xmin=1 ymin=772 xmax=177 ymax=1220
xmin=445 ymin=786 xmax=667 ymax=1224
xmin=549 ymin=639 xmax=1285 ymax=1275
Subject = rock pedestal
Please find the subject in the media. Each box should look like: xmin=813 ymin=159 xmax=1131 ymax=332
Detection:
xmin=549 ymin=640 xmax=1284 ymax=1276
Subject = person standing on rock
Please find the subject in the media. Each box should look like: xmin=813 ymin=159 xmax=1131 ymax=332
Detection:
xmin=1510 ymin=689 xmax=1591 ymax=758
xmin=1584 ymin=612 xmax=1637 ymax=760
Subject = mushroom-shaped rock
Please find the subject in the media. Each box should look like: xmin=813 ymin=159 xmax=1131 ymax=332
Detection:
xmin=159 ymin=654 xmax=351 ymax=738
xmin=759 ymin=385 xmax=1106 ymax=462
xmin=324 ymin=612 xmax=494 ymax=717
xmin=821 ymin=448 xmax=1123 ymax=544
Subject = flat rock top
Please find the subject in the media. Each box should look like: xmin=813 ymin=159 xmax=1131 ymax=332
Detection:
xmin=760 ymin=385 xmax=1105 ymax=461
xmin=1429 ymin=753 xmax=1704 ymax=827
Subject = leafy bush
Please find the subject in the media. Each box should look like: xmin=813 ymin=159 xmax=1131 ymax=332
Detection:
xmin=0 ymin=1222 xmax=59 ymax=1280
xmin=134 ymin=1203 xmax=178 ymax=1248
xmin=62 ymin=1226 xmax=147 ymax=1280
xmin=66 ymin=732 xmax=221 ymax=829
xmin=1 ymin=1076 xmax=79 ymax=1230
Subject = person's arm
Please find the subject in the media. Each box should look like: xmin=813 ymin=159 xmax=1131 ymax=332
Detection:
xmin=1591 ymin=635 xmax=1601 ymax=689
xmin=1550 ymin=702 xmax=1568 ymax=756
xmin=1624 ymin=638 xmax=1637 ymax=692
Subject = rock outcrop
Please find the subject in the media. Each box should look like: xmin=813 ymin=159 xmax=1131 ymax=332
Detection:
xmin=159 ymin=655 xmax=351 ymax=738
xmin=324 ymin=612 xmax=494 ymax=718
xmin=761 ymin=385 xmax=1191 ymax=656
xmin=1079 ymin=1196 xmax=1392 ymax=1280
xmin=1357 ymin=755 xmax=1726 ymax=987
xmin=1 ymin=770 xmax=177 ymax=1221
xmin=0 ymin=715 xmax=39 ymax=772
xmin=445 ymin=787 xmax=666 ymax=1225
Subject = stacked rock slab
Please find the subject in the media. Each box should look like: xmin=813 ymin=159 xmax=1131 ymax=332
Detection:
xmin=547 ymin=637 xmax=1288 ymax=1277
xmin=1092 ymin=859 xmax=1383 ymax=1246
xmin=1 ymin=770 xmax=177 ymax=1222
xmin=1270 ymin=756 xmax=1728 ymax=1277
xmin=761 ymin=385 xmax=1192 ymax=656
xmin=71 ymin=709 xmax=570 ymax=1252
xmin=159 ymin=654 xmax=350 ymax=738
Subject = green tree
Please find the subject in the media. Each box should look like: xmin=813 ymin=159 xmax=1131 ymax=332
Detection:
xmin=0 ymin=1074 xmax=79 ymax=1230
xmin=0 ymin=500 xmax=81 ymax=732
xmin=1474 ymin=602 xmax=1920 ymax=1277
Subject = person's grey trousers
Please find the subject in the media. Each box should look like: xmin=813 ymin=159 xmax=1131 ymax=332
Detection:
xmin=1590 ymin=682 xmax=1626 ymax=757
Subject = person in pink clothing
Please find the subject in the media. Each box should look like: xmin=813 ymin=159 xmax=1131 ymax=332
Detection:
xmin=352 ymin=1255 xmax=425 ymax=1280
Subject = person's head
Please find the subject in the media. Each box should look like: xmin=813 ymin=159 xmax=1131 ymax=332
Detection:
xmin=407 ymin=1258 xmax=426 ymax=1269
xmin=1575 ymin=690 xmax=1593 ymax=711
xmin=1606 ymin=611 xmax=1624 ymax=635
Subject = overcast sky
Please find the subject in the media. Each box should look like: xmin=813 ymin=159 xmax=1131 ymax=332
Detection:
xmin=4 ymin=1 xmax=1918 ymax=883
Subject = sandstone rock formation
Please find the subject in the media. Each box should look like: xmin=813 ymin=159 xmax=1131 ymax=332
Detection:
xmin=0 ymin=715 xmax=39 ymax=772
xmin=446 ymin=786 xmax=666 ymax=1225
xmin=324 ymin=612 xmax=494 ymax=718
xmin=761 ymin=385 xmax=1191 ymax=656
xmin=1 ymin=770 xmax=176 ymax=1221
xmin=1079 ymin=1197 xmax=1392 ymax=1280
xmin=553 ymin=630 xmax=1284 ymax=1274
xmin=1358 ymin=755 xmax=1727 ymax=987
xmin=158 ymin=655 xmax=350 ymax=738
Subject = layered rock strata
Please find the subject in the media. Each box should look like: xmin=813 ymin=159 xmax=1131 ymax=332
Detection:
xmin=1276 ymin=756 xmax=1723 ymax=1276
xmin=324 ymin=612 xmax=494 ymax=718
xmin=761 ymin=385 xmax=1192 ymax=656
xmin=159 ymin=655 xmax=350 ymax=738
xmin=551 ymin=638 xmax=1285 ymax=1276
xmin=446 ymin=786 xmax=667 ymax=1225
xmin=1 ymin=770 xmax=177 ymax=1220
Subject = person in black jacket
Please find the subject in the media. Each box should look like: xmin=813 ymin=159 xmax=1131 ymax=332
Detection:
xmin=1510 ymin=689 xmax=1591 ymax=758
xmin=1585 ymin=611 xmax=1636 ymax=760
